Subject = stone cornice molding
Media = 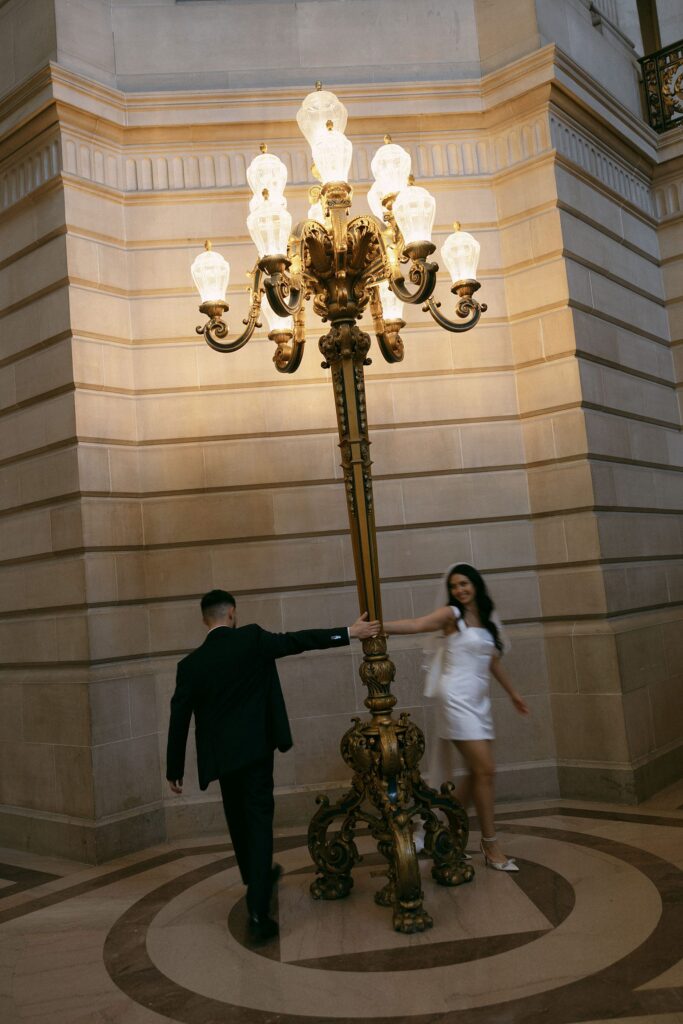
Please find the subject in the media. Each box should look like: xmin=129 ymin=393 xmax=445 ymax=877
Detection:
xmin=0 ymin=45 xmax=649 ymax=142
xmin=0 ymin=46 xmax=665 ymax=221
xmin=0 ymin=133 xmax=62 ymax=213
xmin=549 ymin=47 xmax=657 ymax=163
xmin=549 ymin=110 xmax=653 ymax=215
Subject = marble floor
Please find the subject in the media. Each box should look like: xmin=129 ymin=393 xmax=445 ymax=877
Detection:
xmin=1 ymin=783 xmax=682 ymax=1024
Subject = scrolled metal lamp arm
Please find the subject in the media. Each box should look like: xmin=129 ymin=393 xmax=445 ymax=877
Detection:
xmin=260 ymin=238 xmax=305 ymax=319
xmin=422 ymin=279 xmax=487 ymax=334
xmin=196 ymin=265 xmax=265 ymax=353
xmin=272 ymin=304 xmax=307 ymax=374
xmin=387 ymin=256 xmax=439 ymax=306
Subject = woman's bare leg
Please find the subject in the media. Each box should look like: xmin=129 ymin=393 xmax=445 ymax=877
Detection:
xmin=453 ymin=740 xmax=508 ymax=864
xmin=453 ymin=773 xmax=473 ymax=809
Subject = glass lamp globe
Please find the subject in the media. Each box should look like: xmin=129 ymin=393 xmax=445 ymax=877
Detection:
xmin=247 ymin=193 xmax=292 ymax=257
xmin=377 ymin=280 xmax=404 ymax=321
xmin=367 ymin=180 xmax=385 ymax=220
xmin=311 ymin=124 xmax=353 ymax=184
xmin=393 ymin=184 xmax=436 ymax=245
xmin=191 ymin=244 xmax=229 ymax=303
xmin=371 ymin=139 xmax=411 ymax=199
xmin=308 ymin=199 xmax=325 ymax=223
xmin=442 ymin=225 xmax=481 ymax=282
xmin=249 ymin=189 xmax=286 ymax=213
xmin=246 ymin=149 xmax=288 ymax=202
xmin=297 ymin=86 xmax=348 ymax=146
xmin=262 ymin=294 xmax=293 ymax=334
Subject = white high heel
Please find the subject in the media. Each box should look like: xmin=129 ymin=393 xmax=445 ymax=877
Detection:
xmin=480 ymin=835 xmax=519 ymax=872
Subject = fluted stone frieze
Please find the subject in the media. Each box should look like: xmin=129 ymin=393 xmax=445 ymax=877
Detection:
xmin=1 ymin=112 xmax=655 ymax=228
xmin=549 ymin=114 xmax=654 ymax=215
xmin=0 ymin=136 xmax=62 ymax=211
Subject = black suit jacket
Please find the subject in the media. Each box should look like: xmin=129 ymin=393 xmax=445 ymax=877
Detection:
xmin=166 ymin=623 xmax=350 ymax=789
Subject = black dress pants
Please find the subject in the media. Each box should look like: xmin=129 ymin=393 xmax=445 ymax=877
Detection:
xmin=219 ymin=752 xmax=275 ymax=917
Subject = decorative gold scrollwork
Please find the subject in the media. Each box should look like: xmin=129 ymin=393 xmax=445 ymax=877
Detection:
xmin=423 ymin=279 xmax=487 ymax=333
xmin=309 ymin=709 xmax=472 ymax=933
xmin=196 ymin=266 xmax=265 ymax=352
xmin=196 ymin=143 xmax=485 ymax=931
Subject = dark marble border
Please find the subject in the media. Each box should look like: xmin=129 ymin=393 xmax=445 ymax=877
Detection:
xmin=0 ymin=862 xmax=59 ymax=900
xmin=0 ymin=846 xmax=231 ymax=926
xmin=1 ymin=806 xmax=678 ymax=928
xmin=101 ymin=824 xmax=683 ymax=1024
xmin=496 ymin=806 xmax=683 ymax=828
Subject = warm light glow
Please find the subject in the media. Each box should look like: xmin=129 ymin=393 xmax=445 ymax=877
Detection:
xmin=297 ymin=86 xmax=348 ymax=145
xmin=312 ymin=125 xmax=353 ymax=183
xmin=308 ymin=199 xmax=325 ymax=223
xmin=371 ymin=140 xmax=411 ymax=199
xmin=191 ymin=244 xmax=229 ymax=302
xmin=262 ymin=294 xmax=293 ymax=333
xmin=393 ymin=184 xmax=436 ymax=245
xmin=367 ymin=180 xmax=385 ymax=220
xmin=442 ymin=227 xmax=481 ymax=282
xmin=377 ymin=280 xmax=404 ymax=321
xmin=246 ymin=150 xmax=288 ymax=202
xmin=247 ymin=195 xmax=292 ymax=256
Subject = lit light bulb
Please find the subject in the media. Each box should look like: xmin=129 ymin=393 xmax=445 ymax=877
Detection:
xmin=247 ymin=190 xmax=292 ymax=257
xmin=296 ymin=84 xmax=348 ymax=146
xmin=191 ymin=242 xmax=229 ymax=303
xmin=367 ymin=180 xmax=385 ymax=220
xmin=393 ymin=183 xmax=436 ymax=245
xmin=371 ymin=136 xmax=411 ymax=199
xmin=261 ymin=293 xmax=293 ymax=333
xmin=312 ymin=121 xmax=353 ymax=184
xmin=246 ymin=145 xmax=288 ymax=203
xmin=377 ymin=280 xmax=404 ymax=321
xmin=249 ymin=189 xmax=286 ymax=213
xmin=308 ymin=199 xmax=325 ymax=223
xmin=441 ymin=223 xmax=481 ymax=282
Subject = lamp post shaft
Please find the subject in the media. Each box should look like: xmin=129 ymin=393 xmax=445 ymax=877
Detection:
xmin=194 ymin=104 xmax=486 ymax=931
xmin=308 ymin=316 xmax=473 ymax=931
xmin=334 ymin=342 xmax=382 ymax=623
xmin=321 ymin=319 xmax=398 ymax=718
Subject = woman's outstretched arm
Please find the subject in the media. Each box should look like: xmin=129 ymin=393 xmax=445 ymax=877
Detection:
xmin=490 ymin=656 xmax=529 ymax=715
xmin=384 ymin=606 xmax=453 ymax=635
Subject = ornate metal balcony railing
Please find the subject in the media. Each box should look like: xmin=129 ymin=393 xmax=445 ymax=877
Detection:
xmin=640 ymin=39 xmax=683 ymax=133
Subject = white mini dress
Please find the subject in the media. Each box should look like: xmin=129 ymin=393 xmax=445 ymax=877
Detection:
xmin=435 ymin=606 xmax=496 ymax=741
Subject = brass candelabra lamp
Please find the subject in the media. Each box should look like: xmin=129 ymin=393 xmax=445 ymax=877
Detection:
xmin=191 ymin=84 xmax=486 ymax=932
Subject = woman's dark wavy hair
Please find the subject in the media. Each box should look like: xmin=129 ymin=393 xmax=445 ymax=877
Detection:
xmin=446 ymin=563 xmax=503 ymax=653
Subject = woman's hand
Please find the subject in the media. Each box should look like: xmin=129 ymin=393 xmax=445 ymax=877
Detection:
xmin=510 ymin=691 xmax=529 ymax=716
xmin=349 ymin=612 xmax=381 ymax=640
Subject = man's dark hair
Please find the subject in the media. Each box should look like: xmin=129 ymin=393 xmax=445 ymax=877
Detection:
xmin=200 ymin=589 xmax=236 ymax=619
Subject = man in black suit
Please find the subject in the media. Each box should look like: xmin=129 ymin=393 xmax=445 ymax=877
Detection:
xmin=166 ymin=588 xmax=379 ymax=941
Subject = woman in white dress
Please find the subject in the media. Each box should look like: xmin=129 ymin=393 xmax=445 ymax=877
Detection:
xmin=384 ymin=563 xmax=529 ymax=871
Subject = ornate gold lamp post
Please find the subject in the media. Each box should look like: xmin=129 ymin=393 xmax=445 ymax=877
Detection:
xmin=191 ymin=84 xmax=486 ymax=932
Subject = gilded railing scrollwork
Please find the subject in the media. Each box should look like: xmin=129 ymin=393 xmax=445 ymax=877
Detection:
xmin=640 ymin=40 xmax=683 ymax=134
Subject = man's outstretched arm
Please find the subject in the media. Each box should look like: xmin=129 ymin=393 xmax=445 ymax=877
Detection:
xmin=258 ymin=613 xmax=380 ymax=661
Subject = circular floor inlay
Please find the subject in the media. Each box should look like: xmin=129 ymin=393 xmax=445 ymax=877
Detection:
xmin=107 ymin=829 xmax=664 ymax=1019
xmin=228 ymin=853 xmax=575 ymax=971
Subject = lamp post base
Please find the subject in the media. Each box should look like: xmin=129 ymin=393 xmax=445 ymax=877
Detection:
xmin=308 ymin=703 xmax=474 ymax=934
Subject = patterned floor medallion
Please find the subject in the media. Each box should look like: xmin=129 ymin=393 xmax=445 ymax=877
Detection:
xmin=1 ymin=794 xmax=681 ymax=1024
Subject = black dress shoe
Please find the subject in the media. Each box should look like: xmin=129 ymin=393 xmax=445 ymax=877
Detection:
xmin=271 ymin=862 xmax=283 ymax=884
xmin=248 ymin=913 xmax=279 ymax=942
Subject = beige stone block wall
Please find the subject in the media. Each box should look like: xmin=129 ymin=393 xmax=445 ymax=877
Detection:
xmin=1 ymin=22 xmax=681 ymax=858
xmin=493 ymin=110 xmax=682 ymax=802
xmin=0 ymin=161 xmax=107 ymax=853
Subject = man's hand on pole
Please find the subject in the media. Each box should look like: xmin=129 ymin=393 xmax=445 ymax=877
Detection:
xmin=349 ymin=611 xmax=381 ymax=640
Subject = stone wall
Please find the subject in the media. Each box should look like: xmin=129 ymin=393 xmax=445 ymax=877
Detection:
xmin=0 ymin=0 xmax=680 ymax=861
